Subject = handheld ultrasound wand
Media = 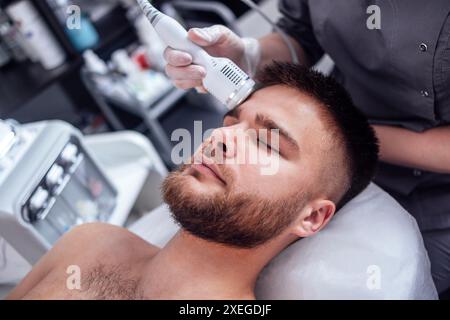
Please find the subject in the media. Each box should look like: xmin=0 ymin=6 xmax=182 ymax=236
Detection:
xmin=136 ymin=0 xmax=256 ymax=110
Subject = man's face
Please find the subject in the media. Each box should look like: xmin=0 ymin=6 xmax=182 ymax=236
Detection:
xmin=163 ymin=85 xmax=333 ymax=248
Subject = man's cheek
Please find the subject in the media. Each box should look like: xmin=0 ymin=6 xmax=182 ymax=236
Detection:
xmin=256 ymin=150 xmax=281 ymax=176
xmin=238 ymin=173 xmax=287 ymax=199
xmin=231 ymin=164 xmax=258 ymax=189
xmin=234 ymin=162 xmax=273 ymax=189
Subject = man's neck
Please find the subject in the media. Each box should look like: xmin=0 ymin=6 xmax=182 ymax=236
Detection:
xmin=139 ymin=230 xmax=288 ymax=299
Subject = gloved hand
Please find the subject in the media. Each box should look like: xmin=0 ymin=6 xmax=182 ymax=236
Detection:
xmin=163 ymin=25 xmax=261 ymax=93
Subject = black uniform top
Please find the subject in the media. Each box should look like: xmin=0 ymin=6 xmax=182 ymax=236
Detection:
xmin=277 ymin=0 xmax=450 ymax=230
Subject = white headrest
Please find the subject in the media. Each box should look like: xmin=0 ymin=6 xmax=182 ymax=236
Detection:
xmin=129 ymin=183 xmax=437 ymax=299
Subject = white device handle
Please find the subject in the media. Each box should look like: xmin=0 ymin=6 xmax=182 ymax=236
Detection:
xmin=137 ymin=0 xmax=255 ymax=109
xmin=154 ymin=17 xmax=212 ymax=68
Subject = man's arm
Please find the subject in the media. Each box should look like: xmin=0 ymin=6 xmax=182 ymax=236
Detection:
xmin=258 ymin=32 xmax=312 ymax=69
xmin=373 ymin=125 xmax=450 ymax=174
xmin=6 ymin=224 xmax=119 ymax=299
xmin=5 ymin=233 xmax=72 ymax=299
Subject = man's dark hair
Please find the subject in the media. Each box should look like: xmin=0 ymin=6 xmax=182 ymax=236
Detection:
xmin=256 ymin=62 xmax=379 ymax=209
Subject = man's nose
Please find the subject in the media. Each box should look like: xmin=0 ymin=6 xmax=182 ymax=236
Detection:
xmin=207 ymin=127 xmax=237 ymax=160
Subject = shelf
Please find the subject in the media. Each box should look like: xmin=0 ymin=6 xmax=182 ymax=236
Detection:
xmin=0 ymin=58 xmax=82 ymax=116
xmin=90 ymin=5 xmax=137 ymax=59
xmin=0 ymin=2 xmax=137 ymax=117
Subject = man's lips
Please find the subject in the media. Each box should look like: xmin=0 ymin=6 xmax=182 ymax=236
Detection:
xmin=191 ymin=162 xmax=226 ymax=185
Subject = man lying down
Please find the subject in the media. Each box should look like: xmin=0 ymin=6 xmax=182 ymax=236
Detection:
xmin=7 ymin=63 xmax=379 ymax=300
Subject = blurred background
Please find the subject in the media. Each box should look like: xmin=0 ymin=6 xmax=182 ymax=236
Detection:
xmin=0 ymin=0 xmax=276 ymax=168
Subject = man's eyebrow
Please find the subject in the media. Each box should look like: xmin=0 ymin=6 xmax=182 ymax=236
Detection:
xmin=223 ymin=107 xmax=242 ymax=120
xmin=255 ymin=113 xmax=300 ymax=152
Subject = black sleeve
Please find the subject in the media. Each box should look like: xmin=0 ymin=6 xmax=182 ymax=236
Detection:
xmin=276 ymin=0 xmax=325 ymax=64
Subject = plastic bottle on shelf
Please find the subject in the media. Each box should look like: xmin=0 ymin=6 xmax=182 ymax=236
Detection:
xmin=83 ymin=49 xmax=108 ymax=75
xmin=48 ymin=0 xmax=99 ymax=52
xmin=6 ymin=0 xmax=67 ymax=70
xmin=0 ymin=8 xmax=28 ymax=63
xmin=112 ymin=49 xmax=171 ymax=105
xmin=130 ymin=6 xmax=166 ymax=71
xmin=83 ymin=49 xmax=132 ymax=103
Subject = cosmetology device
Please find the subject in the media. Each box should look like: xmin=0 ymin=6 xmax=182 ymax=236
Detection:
xmin=0 ymin=120 xmax=117 ymax=264
xmin=136 ymin=0 xmax=256 ymax=110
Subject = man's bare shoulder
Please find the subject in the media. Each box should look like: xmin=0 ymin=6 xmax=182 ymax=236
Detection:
xmin=55 ymin=224 xmax=159 ymax=299
xmin=56 ymin=223 xmax=160 ymax=264
xmin=8 ymin=223 xmax=160 ymax=300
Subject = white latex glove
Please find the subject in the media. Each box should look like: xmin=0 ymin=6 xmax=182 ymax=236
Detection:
xmin=163 ymin=25 xmax=261 ymax=93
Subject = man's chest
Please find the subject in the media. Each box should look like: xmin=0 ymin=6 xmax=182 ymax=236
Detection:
xmin=23 ymin=264 xmax=146 ymax=300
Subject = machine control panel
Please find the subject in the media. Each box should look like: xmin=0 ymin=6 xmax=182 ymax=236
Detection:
xmin=21 ymin=138 xmax=117 ymax=244
xmin=23 ymin=141 xmax=83 ymax=223
xmin=0 ymin=120 xmax=118 ymax=265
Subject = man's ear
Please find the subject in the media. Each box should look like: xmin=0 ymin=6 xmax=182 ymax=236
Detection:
xmin=291 ymin=200 xmax=336 ymax=238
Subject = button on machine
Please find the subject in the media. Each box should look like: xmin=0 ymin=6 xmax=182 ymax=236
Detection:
xmin=0 ymin=120 xmax=117 ymax=264
xmin=46 ymin=164 xmax=65 ymax=190
xmin=59 ymin=143 xmax=79 ymax=168
xmin=28 ymin=187 xmax=50 ymax=214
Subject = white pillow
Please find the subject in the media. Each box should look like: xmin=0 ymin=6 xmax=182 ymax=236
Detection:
xmin=129 ymin=183 xmax=437 ymax=299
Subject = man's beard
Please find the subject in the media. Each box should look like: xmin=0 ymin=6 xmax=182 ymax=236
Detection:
xmin=162 ymin=164 xmax=307 ymax=248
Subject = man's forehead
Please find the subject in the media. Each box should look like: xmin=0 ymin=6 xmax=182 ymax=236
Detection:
xmin=232 ymin=85 xmax=331 ymax=154
xmin=237 ymin=85 xmax=323 ymax=128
